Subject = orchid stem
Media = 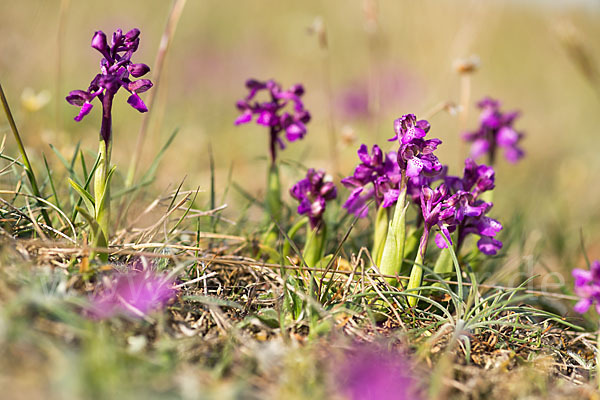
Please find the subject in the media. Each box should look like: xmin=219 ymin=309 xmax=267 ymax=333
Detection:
xmin=379 ymin=173 xmax=408 ymax=282
xmin=372 ymin=205 xmax=389 ymax=267
xmin=407 ymin=227 xmax=430 ymax=307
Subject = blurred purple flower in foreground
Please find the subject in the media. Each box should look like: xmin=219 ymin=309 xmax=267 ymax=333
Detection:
xmin=337 ymin=343 xmax=421 ymax=400
xmin=463 ymin=97 xmax=525 ymax=165
xmin=89 ymin=263 xmax=177 ymax=319
xmin=572 ymin=260 xmax=600 ymax=314
xmin=290 ymin=168 xmax=337 ymax=229
xmin=235 ymin=79 xmax=310 ymax=163
xmin=66 ymin=29 xmax=152 ymax=143
xmin=341 ymin=144 xmax=401 ymax=218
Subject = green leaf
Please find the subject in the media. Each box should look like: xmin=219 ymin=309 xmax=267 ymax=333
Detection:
xmin=75 ymin=206 xmax=105 ymax=250
xmin=95 ymin=165 xmax=117 ymax=218
xmin=255 ymin=308 xmax=280 ymax=329
xmin=68 ymin=178 xmax=95 ymax=216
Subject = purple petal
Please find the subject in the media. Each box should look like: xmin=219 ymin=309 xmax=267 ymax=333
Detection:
xmin=128 ymin=79 xmax=153 ymax=93
xmin=497 ymin=126 xmax=518 ymax=146
xmin=435 ymin=233 xmax=449 ymax=249
xmin=74 ymin=103 xmax=93 ymax=122
xmin=320 ymin=182 xmax=337 ymax=200
xmin=285 ymin=122 xmax=306 ymax=142
xmin=343 ymin=187 xmax=370 ymax=218
xmin=234 ymin=110 xmax=252 ymax=125
xmin=127 ymin=94 xmax=148 ymax=113
xmin=503 ymin=146 xmax=524 ymax=163
xmin=353 ymin=164 xmax=373 ymax=182
xmin=574 ymin=298 xmax=592 ymax=314
xmin=416 ymin=119 xmax=431 ymax=133
xmin=572 ymin=269 xmax=592 ymax=287
xmin=297 ymin=198 xmax=312 ymax=215
xmin=401 ymin=126 xmax=426 ymax=144
xmin=591 ymin=261 xmax=600 ymax=279
xmin=477 ymin=236 xmax=502 ymax=255
xmin=89 ymin=270 xmax=176 ymax=319
xmin=125 ymin=28 xmax=141 ymax=41
xmin=381 ymin=189 xmax=399 ymax=208
xmin=470 ymin=139 xmax=489 ymax=159
xmin=406 ymin=158 xmax=424 ymax=178
xmin=91 ymin=31 xmax=110 ymax=60
xmin=477 ymin=216 xmax=502 ymax=236
xmin=357 ymin=144 xmax=371 ymax=164
xmin=66 ymin=90 xmax=90 ymax=106
xmin=310 ymin=198 xmax=326 ymax=217
xmin=128 ymin=63 xmax=150 ymax=78
xmin=257 ymin=111 xmax=275 ymax=126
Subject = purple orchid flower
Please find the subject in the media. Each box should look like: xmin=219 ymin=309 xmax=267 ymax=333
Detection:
xmin=420 ymin=184 xmax=457 ymax=246
xmin=572 ymin=261 xmax=600 ymax=314
xmin=435 ymin=158 xmax=503 ymax=255
xmin=407 ymin=166 xmax=447 ymax=204
xmin=235 ymin=79 xmax=310 ymax=163
xmin=463 ymin=97 xmax=525 ymax=164
xmin=66 ymin=29 xmax=153 ymax=143
xmin=89 ymin=262 xmax=177 ymax=319
xmin=341 ymin=144 xmax=401 ymax=218
xmin=389 ymin=114 xmax=443 ymax=178
xmin=290 ymin=168 xmax=337 ymax=229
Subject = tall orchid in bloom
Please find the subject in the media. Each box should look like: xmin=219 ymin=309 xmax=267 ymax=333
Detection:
xmin=378 ymin=114 xmax=444 ymax=290
xmin=290 ymin=169 xmax=336 ymax=267
xmin=463 ymin=97 xmax=525 ymax=165
xmin=235 ymin=79 xmax=310 ymax=164
xmin=66 ymin=29 xmax=152 ymax=255
xmin=341 ymin=144 xmax=401 ymax=265
xmin=235 ymin=79 xmax=310 ymax=224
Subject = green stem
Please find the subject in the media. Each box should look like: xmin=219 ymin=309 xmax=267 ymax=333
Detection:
xmin=258 ymin=163 xmax=283 ymax=258
xmin=283 ymin=217 xmax=308 ymax=259
xmin=266 ymin=162 xmax=282 ymax=223
xmin=0 ymin=82 xmax=52 ymax=227
xmin=407 ymin=227 xmax=430 ymax=307
xmin=379 ymin=173 xmax=408 ymax=282
xmin=93 ymin=140 xmax=111 ymax=259
xmin=432 ymin=247 xmax=453 ymax=290
xmin=303 ymin=223 xmax=326 ymax=269
xmin=372 ymin=205 xmax=389 ymax=267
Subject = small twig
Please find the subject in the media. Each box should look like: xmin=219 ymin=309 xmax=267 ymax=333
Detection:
xmin=173 ymin=272 xmax=218 ymax=289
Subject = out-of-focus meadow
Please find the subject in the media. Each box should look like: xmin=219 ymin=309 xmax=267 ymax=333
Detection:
xmin=2 ymin=0 xmax=600 ymax=276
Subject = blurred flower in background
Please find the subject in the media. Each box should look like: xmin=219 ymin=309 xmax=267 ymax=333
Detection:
xmin=335 ymin=64 xmax=418 ymax=121
xmin=21 ymin=87 xmax=51 ymax=112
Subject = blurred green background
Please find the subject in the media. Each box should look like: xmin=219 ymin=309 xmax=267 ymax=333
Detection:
xmin=2 ymin=0 xmax=600 ymax=275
